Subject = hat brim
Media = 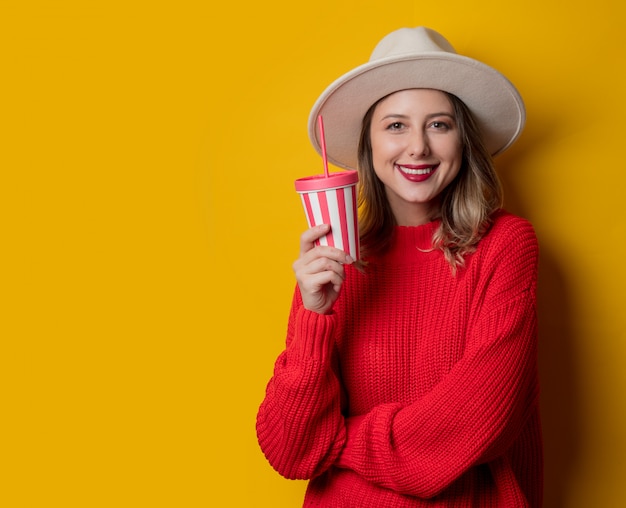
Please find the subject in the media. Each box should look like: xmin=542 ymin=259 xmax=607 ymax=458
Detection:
xmin=308 ymin=52 xmax=525 ymax=170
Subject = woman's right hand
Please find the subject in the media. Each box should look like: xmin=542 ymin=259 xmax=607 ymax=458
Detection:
xmin=293 ymin=224 xmax=354 ymax=315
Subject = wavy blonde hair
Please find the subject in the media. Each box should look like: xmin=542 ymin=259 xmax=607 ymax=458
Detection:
xmin=357 ymin=91 xmax=503 ymax=272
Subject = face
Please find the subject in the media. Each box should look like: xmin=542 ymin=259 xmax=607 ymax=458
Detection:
xmin=370 ymin=89 xmax=463 ymax=226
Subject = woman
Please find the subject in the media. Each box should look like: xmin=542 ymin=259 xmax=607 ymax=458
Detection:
xmin=257 ymin=27 xmax=542 ymax=507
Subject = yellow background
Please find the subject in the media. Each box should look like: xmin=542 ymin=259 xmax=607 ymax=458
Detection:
xmin=2 ymin=1 xmax=625 ymax=506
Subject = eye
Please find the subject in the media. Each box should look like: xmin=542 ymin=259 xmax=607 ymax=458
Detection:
xmin=430 ymin=121 xmax=451 ymax=130
xmin=386 ymin=121 xmax=405 ymax=131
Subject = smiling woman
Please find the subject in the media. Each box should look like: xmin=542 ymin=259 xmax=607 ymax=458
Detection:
xmin=257 ymin=26 xmax=542 ymax=507
xmin=367 ymin=89 xmax=463 ymax=226
xmin=359 ymin=88 xmax=502 ymax=265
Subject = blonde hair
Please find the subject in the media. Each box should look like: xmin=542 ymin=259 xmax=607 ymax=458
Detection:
xmin=357 ymin=91 xmax=503 ymax=272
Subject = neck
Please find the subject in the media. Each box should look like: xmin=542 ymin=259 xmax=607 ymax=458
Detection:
xmin=392 ymin=200 xmax=441 ymax=226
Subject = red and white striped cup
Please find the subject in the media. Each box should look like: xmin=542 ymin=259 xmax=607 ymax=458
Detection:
xmin=295 ymin=170 xmax=360 ymax=261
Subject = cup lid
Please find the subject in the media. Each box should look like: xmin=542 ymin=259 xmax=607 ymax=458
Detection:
xmin=294 ymin=170 xmax=358 ymax=192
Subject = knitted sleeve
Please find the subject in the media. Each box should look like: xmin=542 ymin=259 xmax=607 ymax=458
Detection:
xmin=256 ymin=290 xmax=346 ymax=479
xmin=335 ymin=219 xmax=540 ymax=498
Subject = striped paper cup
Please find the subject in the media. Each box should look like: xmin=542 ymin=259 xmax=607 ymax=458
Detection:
xmin=295 ymin=170 xmax=360 ymax=260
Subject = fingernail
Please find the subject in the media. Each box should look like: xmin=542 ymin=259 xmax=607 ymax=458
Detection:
xmin=345 ymin=255 xmax=354 ymax=264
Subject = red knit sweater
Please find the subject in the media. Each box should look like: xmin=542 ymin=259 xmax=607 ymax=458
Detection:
xmin=257 ymin=210 xmax=543 ymax=507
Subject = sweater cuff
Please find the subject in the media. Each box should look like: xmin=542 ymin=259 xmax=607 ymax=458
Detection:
xmin=336 ymin=414 xmax=367 ymax=470
xmin=290 ymin=307 xmax=337 ymax=363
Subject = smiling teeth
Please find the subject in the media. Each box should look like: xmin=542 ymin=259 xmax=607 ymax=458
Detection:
xmin=399 ymin=166 xmax=433 ymax=175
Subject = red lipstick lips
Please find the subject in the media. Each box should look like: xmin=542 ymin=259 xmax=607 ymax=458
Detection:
xmin=395 ymin=163 xmax=439 ymax=182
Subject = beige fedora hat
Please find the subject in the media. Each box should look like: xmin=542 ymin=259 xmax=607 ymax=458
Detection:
xmin=308 ymin=27 xmax=525 ymax=170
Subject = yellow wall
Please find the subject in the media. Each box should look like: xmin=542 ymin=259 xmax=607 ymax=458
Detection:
xmin=2 ymin=1 xmax=625 ymax=506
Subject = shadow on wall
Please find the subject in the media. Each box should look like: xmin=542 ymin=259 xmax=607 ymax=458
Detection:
xmin=536 ymin=243 xmax=581 ymax=508
xmin=498 ymin=139 xmax=581 ymax=508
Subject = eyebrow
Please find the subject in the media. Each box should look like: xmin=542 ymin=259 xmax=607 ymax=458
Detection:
xmin=379 ymin=112 xmax=455 ymax=121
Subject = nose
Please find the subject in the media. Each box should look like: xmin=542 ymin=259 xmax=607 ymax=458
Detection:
xmin=408 ymin=130 xmax=429 ymax=158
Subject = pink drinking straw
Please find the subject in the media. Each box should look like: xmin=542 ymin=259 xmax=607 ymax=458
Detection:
xmin=318 ymin=114 xmax=330 ymax=178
